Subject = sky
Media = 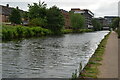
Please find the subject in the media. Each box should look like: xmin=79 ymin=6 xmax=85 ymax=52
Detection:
xmin=0 ymin=0 xmax=120 ymax=17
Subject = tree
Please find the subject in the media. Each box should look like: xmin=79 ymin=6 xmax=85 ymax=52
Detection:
xmin=9 ymin=8 xmax=21 ymax=24
xmin=28 ymin=2 xmax=47 ymax=19
xmin=70 ymin=13 xmax=85 ymax=30
xmin=28 ymin=1 xmax=47 ymax=27
xmin=46 ymin=6 xmax=64 ymax=34
xmin=29 ymin=18 xmax=47 ymax=27
xmin=22 ymin=12 xmax=29 ymax=20
xmin=111 ymin=18 xmax=119 ymax=30
xmin=92 ymin=18 xmax=102 ymax=31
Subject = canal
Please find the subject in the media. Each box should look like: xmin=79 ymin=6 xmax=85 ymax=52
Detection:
xmin=2 ymin=31 xmax=109 ymax=78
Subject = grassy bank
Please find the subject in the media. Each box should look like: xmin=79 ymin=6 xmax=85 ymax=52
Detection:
xmin=62 ymin=29 xmax=93 ymax=34
xmin=2 ymin=25 xmax=52 ymax=40
xmin=116 ymin=29 xmax=120 ymax=38
xmin=79 ymin=32 xmax=111 ymax=78
xmin=2 ymin=25 xmax=94 ymax=41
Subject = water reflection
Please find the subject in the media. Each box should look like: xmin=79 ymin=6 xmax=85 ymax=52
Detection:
xmin=2 ymin=31 xmax=109 ymax=78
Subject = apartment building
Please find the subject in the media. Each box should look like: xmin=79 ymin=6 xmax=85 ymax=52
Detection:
xmin=70 ymin=8 xmax=94 ymax=29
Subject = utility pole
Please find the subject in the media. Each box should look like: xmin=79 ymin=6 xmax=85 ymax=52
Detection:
xmin=118 ymin=1 xmax=120 ymax=28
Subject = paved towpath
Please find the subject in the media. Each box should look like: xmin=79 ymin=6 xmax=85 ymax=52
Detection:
xmin=97 ymin=31 xmax=118 ymax=78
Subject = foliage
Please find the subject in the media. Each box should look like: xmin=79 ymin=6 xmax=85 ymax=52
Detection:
xmin=46 ymin=6 xmax=65 ymax=34
xmin=92 ymin=18 xmax=102 ymax=31
xmin=28 ymin=2 xmax=47 ymax=19
xmin=29 ymin=18 xmax=47 ymax=27
xmin=70 ymin=13 xmax=85 ymax=30
xmin=9 ymin=8 xmax=22 ymax=24
xmin=28 ymin=1 xmax=47 ymax=27
xmin=22 ymin=12 xmax=29 ymax=20
xmin=62 ymin=29 xmax=93 ymax=34
xmin=116 ymin=28 xmax=120 ymax=38
xmin=111 ymin=18 xmax=120 ymax=30
xmin=71 ymin=69 xmax=78 ymax=80
xmin=2 ymin=25 xmax=52 ymax=40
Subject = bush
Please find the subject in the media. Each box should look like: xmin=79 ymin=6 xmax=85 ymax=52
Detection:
xmin=116 ymin=28 xmax=120 ymax=38
xmin=29 ymin=18 xmax=47 ymax=27
xmin=2 ymin=25 xmax=52 ymax=40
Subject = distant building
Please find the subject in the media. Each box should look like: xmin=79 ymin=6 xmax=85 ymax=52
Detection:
xmin=104 ymin=16 xmax=118 ymax=27
xmin=0 ymin=4 xmax=13 ymax=22
xmin=0 ymin=4 xmax=27 ymax=24
xmin=70 ymin=8 xmax=94 ymax=29
xmin=60 ymin=9 xmax=71 ymax=29
xmin=95 ymin=17 xmax=109 ymax=30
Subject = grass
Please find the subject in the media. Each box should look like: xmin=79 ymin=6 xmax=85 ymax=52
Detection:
xmin=79 ymin=32 xmax=111 ymax=78
xmin=62 ymin=29 xmax=93 ymax=34
xmin=116 ymin=28 xmax=120 ymax=38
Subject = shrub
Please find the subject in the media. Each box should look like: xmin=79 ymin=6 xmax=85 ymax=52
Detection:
xmin=116 ymin=28 xmax=120 ymax=38
xmin=2 ymin=25 xmax=52 ymax=40
xmin=29 ymin=18 xmax=47 ymax=27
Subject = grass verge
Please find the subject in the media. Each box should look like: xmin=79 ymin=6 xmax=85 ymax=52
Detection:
xmin=62 ymin=29 xmax=93 ymax=34
xmin=79 ymin=32 xmax=111 ymax=78
xmin=116 ymin=28 xmax=120 ymax=38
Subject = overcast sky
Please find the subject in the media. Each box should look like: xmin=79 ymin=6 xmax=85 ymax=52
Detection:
xmin=0 ymin=0 xmax=120 ymax=17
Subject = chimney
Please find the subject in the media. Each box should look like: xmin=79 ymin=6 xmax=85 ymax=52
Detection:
xmin=16 ymin=6 xmax=19 ymax=9
xmin=6 ymin=4 xmax=9 ymax=7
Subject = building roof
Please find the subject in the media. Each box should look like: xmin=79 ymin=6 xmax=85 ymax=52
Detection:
xmin=70 ymin=8 xmax=94 ymax=16
xmin=1 ymin=5 xmax=13 ymax=16
xmin=104 ymin=16 xmax=119 ymax=18
xmin=1 ymin=4 xmax=26 ymax=16
xmin=71 ymin=8 xmax=81 ymax=11
xmin=60 ymin=9 xmax=68 ymax=13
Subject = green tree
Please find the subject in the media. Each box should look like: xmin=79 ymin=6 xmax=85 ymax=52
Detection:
xmin=111 ymin=18 xmax=119 ymax=30
xmin=29 ymin=18 xmax=47 ymax=27
xmin=28 ymin=2 xmax=47 ymax=19
xmin=70 ymin=13 xmax=85 ymax=30
xmin=46 ymin=6 xmax=64 ymax=34
xmin=9 ymin=8 xmax=21 ymax=24
xmin=22 ymin=12 xmax=29 ymax=20
xmin=28 ymin=1 xmax=47 ymax=27
xmin=92 ymin=18 xmax=102 ymax=31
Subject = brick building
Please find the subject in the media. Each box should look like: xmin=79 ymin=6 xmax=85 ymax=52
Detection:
xmin=0 ymin=4 xmax=26 ymax=23
xmin=0 ymin=4 xmax=13 ymax=22
xmin=60 ymin=9 xmax=71 ymax=29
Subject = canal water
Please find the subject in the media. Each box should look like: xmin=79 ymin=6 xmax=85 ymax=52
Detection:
xmin=2 ymin=31 xmax=109 ymax=78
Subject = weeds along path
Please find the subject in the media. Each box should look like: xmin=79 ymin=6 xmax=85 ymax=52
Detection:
xmin=98 ymin=31 xmax=118 ymax=78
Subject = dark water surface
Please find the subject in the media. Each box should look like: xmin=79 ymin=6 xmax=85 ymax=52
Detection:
xmin=2 ymin=31 xmax=109 ymax=78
